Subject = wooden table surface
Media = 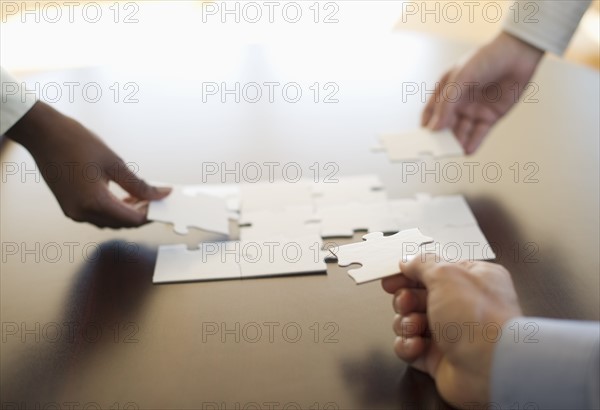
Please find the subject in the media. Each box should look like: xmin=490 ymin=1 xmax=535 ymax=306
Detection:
xmin=1 ymin=33 xmax=599 ymax=409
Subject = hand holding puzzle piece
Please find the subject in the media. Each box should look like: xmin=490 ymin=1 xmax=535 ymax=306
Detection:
xmin=329 ymin=228 xmax=434 ymax=284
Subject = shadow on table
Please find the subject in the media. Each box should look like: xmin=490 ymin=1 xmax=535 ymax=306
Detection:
xmin=468 ymin=195 xmax=580 ymax=319
xmin=340 ymin=349 xmax=453 ymax=409
xmin=2 ymin=240 xmax=157 ymax=405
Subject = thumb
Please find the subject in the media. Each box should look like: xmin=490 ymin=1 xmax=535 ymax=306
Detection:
xmin=399 ymin=253 xmax=443 ymax=289
xmin=423 ymin=70 xmax=451 ymax=129
xmin=427 ymin=70 xmax=461 ymax=131
xmin=109 ymin=161 xmax=171 ymax=200
xmin=427 ymin=90 xmax=454 ymax=131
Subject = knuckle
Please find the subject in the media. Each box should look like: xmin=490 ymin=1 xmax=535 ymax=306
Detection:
xmin=132 ymin=178 xmax=151 ymax=195
xmin=493 ymin=263 xmax=511 ymax=278
xmin=431 ymin=263 xmax=469 ymax=282
xmin=64 ymin=207 xmax=85 ymax=223
xmin=393 ymin=315 xmax=402 ymax=334
xmin=64 ymin=195 xmax=105 ymax=223
xmin=61 ymin=202 xmax=89 ymax=223
xmin=474 ymin=260 xmax=510 ymax=278
xmin=80 ymin=195 xmax=102 ymax=213
xmin=492 ymin=261 xmax=508 ymax=272
xmin=393 ymin=338 xmax=404 ymax=358
xmin=433 ymin=263 xmax=457 ymax=276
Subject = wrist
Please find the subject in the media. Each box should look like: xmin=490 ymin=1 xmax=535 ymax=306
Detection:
xmin=497 ymin=31 xmax=545 ymax=62
xmin=5 ymin=101 xmax=63 ymax=151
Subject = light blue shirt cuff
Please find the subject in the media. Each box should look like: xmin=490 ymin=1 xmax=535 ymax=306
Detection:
xmin=491 ymin=317 xmax=600 ymax=410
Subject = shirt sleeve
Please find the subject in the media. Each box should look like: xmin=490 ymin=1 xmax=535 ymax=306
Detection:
xmin=503 ymin=0 xmax=592 ymax=55
xmin=491 ymin=317 xmax=600 ymax=410
xmin=1 ymin=67 xmax=38 ymax=136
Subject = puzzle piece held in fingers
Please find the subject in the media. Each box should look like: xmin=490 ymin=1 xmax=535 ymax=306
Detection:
xmin=376 ymin=128 xmax=464 ymax=161
xmin=148 ymin=186 xmax=230 ymax=236
xmin=330 ymin=228 xmax=433 ymax=284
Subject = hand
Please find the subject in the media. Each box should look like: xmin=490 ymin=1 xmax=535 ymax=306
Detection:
xmin=381 ymin=255 xmax=522 ymax=408
xmin=6 ymin=101 xmax=171 ymax=228
xmin=423 ymin=31 xmax=544 ymax=154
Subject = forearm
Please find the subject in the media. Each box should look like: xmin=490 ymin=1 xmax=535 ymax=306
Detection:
xmin=503 ymin=0 xmax=592 ymax=56
xmin=491 ymin=317 xmax=600 ymax=409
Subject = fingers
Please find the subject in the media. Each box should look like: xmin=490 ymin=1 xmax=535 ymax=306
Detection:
xmin=426 ymin=70 xmax=460 ymax=131
xmin=394 ymin=335 xmax=428 ymax=365
xmin=381 ymin=274 xmax=421 ymax=294
xmin=108 ymin=161 xmax=171 ymax=200
xmin=85 ymin=191 xmax=148 ymax=228
xmin=422 ymin=70 xmax=451 ymax=128
xmin=65 ymin=180 xmax=158 ymax=228
xmin=421 ymin=93 xmax=436 ymax=128
xmin=388 ymin=260 xmax=450 ymax=377
xmin=392 ymin=313 xmax=441 ymax=375
xmin=452 ymin=116 xmax=473 ymax=148
xmin=399 ymin=253 xmax=445 ymax=287
xmin=394 ymin=288 xmax=428 ymax=315
xmin=403 ymin=339 xmax=444 ymax=376
xmin=393 ymin=313 xmax=428 ymax=365
xmin=428 ymin=98 xmax=455 ymax=131
xmin=465 ymin=121 xmax=492 ymax=154
xmin=393 ymin=312 xmax=428 ymax=338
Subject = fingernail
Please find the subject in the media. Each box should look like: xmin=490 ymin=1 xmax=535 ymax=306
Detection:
xmin=466 ymin=141 xmax=478 ymax=155
xmin=156 ymin=187 xmax=172 ymax=195
xmin=427 ymin=114 xmax=439 ymax=130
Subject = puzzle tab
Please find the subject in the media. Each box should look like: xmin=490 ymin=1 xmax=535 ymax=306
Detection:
xmin=148 ymin=186 xmax=230 ymax=236
xmin=376 ymin=128 xmax=464 ymax=161
xmin=329 ymin=228 xmax=434 ymax=284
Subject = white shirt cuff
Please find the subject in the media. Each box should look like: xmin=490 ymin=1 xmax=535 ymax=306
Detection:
xmin=502 ymin=0 xmax=591 ymax=56
xmin=1 ymin=67 xmax=38 ymax=135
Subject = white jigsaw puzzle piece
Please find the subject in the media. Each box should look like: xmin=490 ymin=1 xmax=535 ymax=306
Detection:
xmin=314 ymin=189 xmax=388 ymax=208
xmin=153 ymin=235 xmax=328 ymax=284
xmin=241 ymin=181 xmax=314 ymax=212
xmin=316 ymin=201 xmax=400 ymax=238
xmin=239 ymin=206 xmax=320 ymax=241
xmin=330 ymin=228 xmax=433 ymax=284
xmin=150 ymin=177 xmax=497 ymax=285
xmin=311 ymin=174 xmax=384 ymax=194
xmin=148 ymin=186 xmax=230 ymax=235
xmin=390 ymin=194 xmax=478 ymax=231
xmin=311 ymin=174 xmax=386 ymax=207
xmin=379 ymin=128 xmax=464 ymax=161
xmin=182 ymin=184 xmax=241 ymax=213
xmin=239 ymin=234 xmax=328 ymax=278
xmin=153 ymin=242 xmax=242 ymax=284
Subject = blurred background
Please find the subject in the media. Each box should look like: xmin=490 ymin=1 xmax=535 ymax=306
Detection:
xmin=2 ymin=0 xmax=599 ymax=76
